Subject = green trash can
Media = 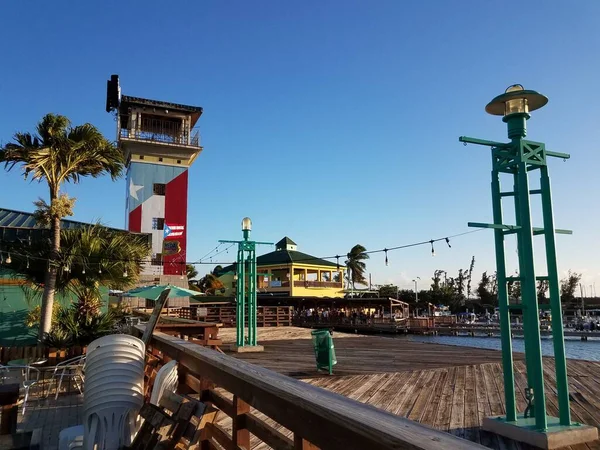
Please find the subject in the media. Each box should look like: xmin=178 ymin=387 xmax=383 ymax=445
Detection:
xmin=311 ymin=329 xmax=337 ymax=375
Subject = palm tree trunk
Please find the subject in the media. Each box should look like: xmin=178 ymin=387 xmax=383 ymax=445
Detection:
xmin=38 ymin=201 xmax=60 ymax=340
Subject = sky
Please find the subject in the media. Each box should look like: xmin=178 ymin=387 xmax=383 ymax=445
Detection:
xmin=1 ymin=1 xmax=599 ymax=293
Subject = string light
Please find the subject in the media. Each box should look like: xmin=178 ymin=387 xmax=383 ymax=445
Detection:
xmin=26 ymin=257 xmax=29 ymax=269
xmin=5 ymin=254 xmax=11 ymax=264
xmin=81 ymin=266 xmax=86 ymax=275
xmin=123 ymin=269 xmax=128 ymax=278
xmin=64 ymin=264 xmax=70 ymax=273
xmin=0 ymin=228 xmax=483 ymax=268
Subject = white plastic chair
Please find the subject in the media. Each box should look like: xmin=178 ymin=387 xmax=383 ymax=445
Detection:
xmin=52 ymin=355 xmax=85 ymax=399
xmin=84 ymin=404 xmax=141 ymax=450
xmin=0 ymin=365 xmax=40 ymax=415
xmin=150 ymin=360 xmax=178 ymax=406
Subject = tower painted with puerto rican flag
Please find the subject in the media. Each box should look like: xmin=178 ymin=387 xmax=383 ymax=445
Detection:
xmin=106 ymin=75 xmax=203 ymax=277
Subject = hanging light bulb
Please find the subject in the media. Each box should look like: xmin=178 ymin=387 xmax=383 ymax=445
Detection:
xmin=26 ymin=257 xmax=30 ymax=269
xmin=430 ymin=240 xmax=435 ymax=257
xmin=336 ymin=255 xmax=340 ymax=271
xmin=82 ymin=266 xmax=86 ymax=275
xmin=123 ymin=269 xmax=128 ymax=278
xmin=5 ymin=254 xmax=11 ymax=264
xmin=445 ymin=238 xmax=451 ymax=248
xmin=384 ymin=249 xmax=389 ymax=266
xmin=64 ymin=264 xmax=70 ymax=273
xmin=98 ymin=265 xmax=102 ymax=274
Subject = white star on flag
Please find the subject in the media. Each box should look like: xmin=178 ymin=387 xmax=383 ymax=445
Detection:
xmin=129 ymin=179 xmax=143 ymax=200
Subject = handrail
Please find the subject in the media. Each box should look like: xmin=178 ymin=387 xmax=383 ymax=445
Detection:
xmin=135 ymin=326 xmax=486 ymax=450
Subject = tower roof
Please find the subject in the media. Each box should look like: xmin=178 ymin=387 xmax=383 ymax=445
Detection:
xmin=119 ymin=95 xmax=204 ymax=127
xmin=275 ymin=236 xmax=297 ymax=250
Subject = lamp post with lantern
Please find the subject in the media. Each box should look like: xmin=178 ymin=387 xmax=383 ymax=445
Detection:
xmin=219 ymin=218 xmax=272 ymax=350
xmin=460 ymin=86 xmax=597 ymax=445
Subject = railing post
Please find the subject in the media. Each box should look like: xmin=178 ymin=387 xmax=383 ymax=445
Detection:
xmin=233 ymin=395 xmax=250 ymax=449
xmin=294 ymin=434 xmax=320 ymax=450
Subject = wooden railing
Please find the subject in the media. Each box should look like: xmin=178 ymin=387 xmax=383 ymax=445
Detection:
xmin=0 ymin=345 xmax=86 ymax=365
xmin=137 ymin=328 xmax=485 ymax=450
xmin=176 ymin=306 xmax=293 ymax=328
xmin=293 ymin=280 xmax=343 ymax=288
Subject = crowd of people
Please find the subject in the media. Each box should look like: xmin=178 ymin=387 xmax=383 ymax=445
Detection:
xmin=293 ymin=307 xmax=400 ymax=325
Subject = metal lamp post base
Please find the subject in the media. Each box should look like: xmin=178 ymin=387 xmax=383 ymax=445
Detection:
xmin=483 ymin=414 xmax=598 ymax=449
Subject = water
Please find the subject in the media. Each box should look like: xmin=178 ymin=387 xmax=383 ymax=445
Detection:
xmin=393 ymin=334 xmax=600 ymax=361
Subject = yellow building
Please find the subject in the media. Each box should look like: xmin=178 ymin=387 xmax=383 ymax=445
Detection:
xmin=217 ymin=237 xmax=346 ymax=298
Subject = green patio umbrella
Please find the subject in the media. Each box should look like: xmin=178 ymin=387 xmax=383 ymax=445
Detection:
xmin=123 ymin=284 xmax=204 ymax=300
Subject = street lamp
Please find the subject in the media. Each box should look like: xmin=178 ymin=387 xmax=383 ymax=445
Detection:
xmin=460 ymin=85 xmax=596 ymax=445
xmin=219 ymin=218 xmax=272 ymax=350
xmin=412 ymin=277 xmax=420 ymax=303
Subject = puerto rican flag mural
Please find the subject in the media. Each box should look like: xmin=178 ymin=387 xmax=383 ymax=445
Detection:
xmin=126 ymin=162 xmax=189 ymax=275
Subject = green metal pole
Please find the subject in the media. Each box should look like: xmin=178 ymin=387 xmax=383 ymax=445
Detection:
xmin=513 ymin=177 xmax=536 ymax=400
xmin=240 ymin=245 xmax=246 ymax=346
xmin=236 ymin=246 xmax=244 ymax=347
xmin=491 ymin=169 xmax=517 ymax=422
xmin=247 ymin=249 xmax=256 ymax=346
xmin=516 ymin=159 xmax=547 ymax=431
xmin=540 ymin=166 xmax=571 ymax=426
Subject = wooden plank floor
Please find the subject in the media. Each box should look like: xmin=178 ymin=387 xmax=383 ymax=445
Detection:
xmin=215 ymin=360 xmax=600 ymax=450
xmin=215 ymin=327 xmax=600 ymax=449
xmin=221 ymin=327 xmax=523 ymax=376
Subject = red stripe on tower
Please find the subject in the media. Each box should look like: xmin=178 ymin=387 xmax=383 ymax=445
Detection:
xmin=129 ymin=205 xmax=142 ymax=233
xmin=163 ymin=170 xmax=189 ymax=275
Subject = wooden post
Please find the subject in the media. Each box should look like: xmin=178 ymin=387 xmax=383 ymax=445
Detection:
xmin=0 ymin=384 xmax=19 ymax=435
xmin=233 ymin=395 xmax=250 ymax=449
xmin=141 ymin=289 xmax=171 ymax=347
xmin=294 ymin=434 xmax=319 ymax=450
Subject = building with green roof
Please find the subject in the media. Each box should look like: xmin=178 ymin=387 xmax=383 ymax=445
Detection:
xmin=217 ymin=237 xmax=346 ymax=298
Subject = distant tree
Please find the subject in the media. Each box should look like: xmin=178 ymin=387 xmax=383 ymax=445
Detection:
xmin=378 ymin=284 xmax=399 ymax=299
xmin=560 ymin=271 xmax=581 ymax=303
xmin=477 ymin=271 xmax=497 ymax=306
xmin=198 ymin=273 xmax=225 ymax=295
xmin=507 ymin=271 xmax=521 ymax=303
xmin=345 ymin=244 xmax=369 ymax=289
xmin=537 ymin=279 xmax=549 ymax=302
xmin=466 ymin=256 xmax=475 ymax=300
xmin=186 ymin=264 xmax=199 ymax=281
xmin=211 ymin=265 xmax=223 ymax=276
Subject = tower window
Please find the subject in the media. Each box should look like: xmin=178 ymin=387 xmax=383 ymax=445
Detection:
xmin=152 ymin=218 xmax=165 ymax=230
xmin=176 ymin=160 xmax=181 ymax=164
xmin=139 ymin=155 xmax=144 ymax=160
xmin=158 ymin=157 xmax=163 ymax=162
xmin=153 ymin=183 xmax=166 ymax=195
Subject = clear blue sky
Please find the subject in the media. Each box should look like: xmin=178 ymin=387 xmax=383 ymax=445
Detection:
xmin=1 ymin=1 xmax=599 ymax=293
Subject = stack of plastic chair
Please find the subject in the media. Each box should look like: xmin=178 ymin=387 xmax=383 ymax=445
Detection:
xmin=150 ymin=360 xmax=178 ymax=406
xmin=58 ymin=334 xmax=146 ymax=450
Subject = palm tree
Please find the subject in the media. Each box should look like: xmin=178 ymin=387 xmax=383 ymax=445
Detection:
xmin=0 ymin=114 xmax=123 ymax=338
xmin=345 ymin=244 xmax=369 ymax=292
xmin=198 ymin=273 xmax=225 ymax=295
xmin=13 ymin=224 xmax=151 ymax=319
xmin=186 ymin=264 xmax=199 ymax=281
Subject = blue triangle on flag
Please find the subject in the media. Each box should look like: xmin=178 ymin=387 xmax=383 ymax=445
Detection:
xmin=164 ymin=224 xmax=172 ymax=238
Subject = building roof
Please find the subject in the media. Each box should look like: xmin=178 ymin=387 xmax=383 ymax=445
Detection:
xmin=0 ymin=207 xmax=124 ymax=232
xmin=257 ymin=249 xmax=339 ymax=267
xmin=119 ymin=95 xmax=203 ymax=127
xmin=275 ymin=237 xmax=297 ymax=249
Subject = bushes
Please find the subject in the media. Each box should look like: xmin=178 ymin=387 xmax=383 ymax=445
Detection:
xmin=26 ymin=301 xmax=119 ymax=347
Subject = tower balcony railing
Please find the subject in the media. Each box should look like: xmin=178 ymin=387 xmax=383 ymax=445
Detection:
xmin=120 ymin=127 xmax=201 ymax=148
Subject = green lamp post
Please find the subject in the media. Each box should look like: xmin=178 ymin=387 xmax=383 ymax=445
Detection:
xmin=220 ymin=218 xmax=272 ymax=350
xmin=460 ymin=86 xmax=597 ymax=446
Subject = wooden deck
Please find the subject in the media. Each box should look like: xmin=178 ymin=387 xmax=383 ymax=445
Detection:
xmin=219 ymin=327 xmax=522 ymax=376
xmin=216 ymin=327 xmax=600 ymax=449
